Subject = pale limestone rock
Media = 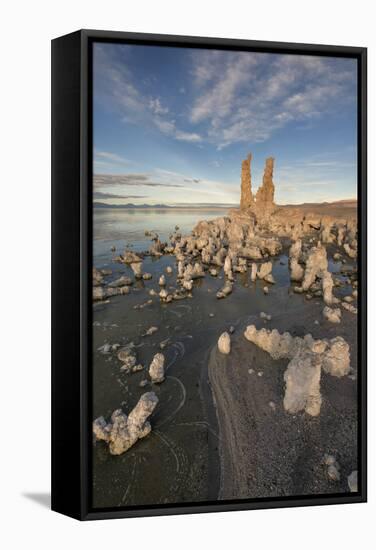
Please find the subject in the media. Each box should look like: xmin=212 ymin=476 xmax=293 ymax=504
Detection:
xmin=149 ymin=353 xmax=165 ymax=383
xmin=244 ymin=326 xmax=351 ymax=415
xmin=131 ymin=262 xmax=143 ymax=279
xmin=92 ymin=392 xmax=158 ymax=455
xmin=166 ymin=266 xmax=173 ymax=274
xmin=123 ymin=250 xmax=142 ymax=264
xmin=182 ymin=279 xmax=193 ymax=291
xmin=216 ymin=281 xmax=233 ymax=299
xmin=224 ymin=256 xmax=232 ymax=277
xmin=257 ymin=261 xmax=273 ymax=280
xmin=240 ymin=153 xmax=253 ymax=210
xmin=323 ymin=306 xmax=341 ymax=323
xmin=290 ymin=258 xmax=304 ymax=282
xmin=240 ymin=246 xmax=263 ymax=260
xmin=251 ymin=263 xmax=258 ymax=282
xmin=302 ymin=243 xmax=328 ymax=291
xmin=344 ymin=242 xmax=357 ymax=259
xmin=142 ymin=273 xmax=152 ymax=281
xmin=283 ymin=350 xmax=322 ymax=416
xmin=158 ymin=274 xmax=166 ymax=286
xmin=218 ymin=332 xmax=231 ymax=354
xmin=184 ymin=262 xmax=205 ymax=280
xmin=108 ymin=275 xmax=133 ymax=288
xmin=254 ymin=157 xmax=276 ymax=221
xmin=342 ymin=302 xmax=358 ymax=314
xmin=347 ymin=470 xmax=358 ymax=492
xmin=321 ymin=337 xmax=350 ymax=377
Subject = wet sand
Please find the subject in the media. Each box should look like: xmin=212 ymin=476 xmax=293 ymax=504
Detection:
xmin=209 ymin=288 xmax=358 ymax=499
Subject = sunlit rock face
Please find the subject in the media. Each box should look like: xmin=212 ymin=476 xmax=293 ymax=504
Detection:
xmin=240 ymin=153 xmax=254 ymax=210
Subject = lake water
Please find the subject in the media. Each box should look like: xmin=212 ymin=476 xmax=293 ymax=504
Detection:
xmin=93 ymin=208 xmax=228 ymax=265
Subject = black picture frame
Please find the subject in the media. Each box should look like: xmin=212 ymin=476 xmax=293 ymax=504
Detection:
xmin=51 ymin=29 xmax=367 ymax=521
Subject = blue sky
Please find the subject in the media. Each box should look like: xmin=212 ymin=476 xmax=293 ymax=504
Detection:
xmin=93 ymin=43 xmax=357 ymax=206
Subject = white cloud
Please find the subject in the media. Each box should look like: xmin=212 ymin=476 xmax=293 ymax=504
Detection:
xmin=188 ymin=51 xmax=356 ymax=148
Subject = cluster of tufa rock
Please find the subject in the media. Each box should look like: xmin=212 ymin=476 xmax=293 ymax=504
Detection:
xmin=244 ymin=325 xmax=351 ymax=416
xmin=93 ymin=392 xmax=159 ymax=455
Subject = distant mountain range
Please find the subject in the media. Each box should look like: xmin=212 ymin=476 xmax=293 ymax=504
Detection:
xmin=93 ymin=202 xmax=234 ymax=209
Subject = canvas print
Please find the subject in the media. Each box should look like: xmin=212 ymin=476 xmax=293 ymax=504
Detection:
xmin=91 ymin=43 xmax=359 ymax=509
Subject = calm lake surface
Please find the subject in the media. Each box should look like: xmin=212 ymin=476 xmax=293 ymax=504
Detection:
xmin=93 ymin=208 xmax=228 ymax=265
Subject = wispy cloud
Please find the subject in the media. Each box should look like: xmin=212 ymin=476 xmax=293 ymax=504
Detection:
xmin=94 ymin=173 xmax=183 ymax=188
xmin=93 ymin=191 xmax=147 ymax=199
xmin=189 ymin=51 xmax=356 ymax=148
xmin=94 ymin=44 xmax=202 ymax=144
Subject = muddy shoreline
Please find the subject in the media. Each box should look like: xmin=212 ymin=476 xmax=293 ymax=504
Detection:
xmin=208 ymin=298 xmax=358 ymax=499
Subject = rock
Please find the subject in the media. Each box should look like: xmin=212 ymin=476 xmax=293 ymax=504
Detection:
xmin=218 ymin=332 xmax=231 ymax=354
xmin=240 ymin=153 xmax=254 ymax=210
xmin=343 ymin=295 xmax=354 ymax=303
xmin=254 ymin=157 xmax=276 ymax=221
xmin=240 ymin=246 xmax=263 ymax=260
xmin=250 ymin=263 xmax=258 ymax=282
xmin=144 ymin=326 xmax=158 ymax=336
xmin=323 ymin=306 xmax=341 ymax=323
xmin=217 ymin=281 xmax=233 ymax=299
xmin=257 ymin=261 xmax=273 ymax=280
xmin=139 ymin=379 xmax=148 ymax=388
xmin=142 ymin=273 xmax=152 ymax=280
xmin=209 ymin=268 xmax=218 ymax=277
xmin=166 ymin=266 xmax=173 ymax=274
xmin=283 ymin=350 xmax=322 ymax=416
xmin=263 ymin=286 xmax=269 ymax=294
xmin=290 ymin=258 xmax=304 ymax=282
xmin=321 ymin=336 xmax=350 ymax=377
xmin=322 ymin=270 xmax=338 ymax=305
xmin=229 ymin=326 xmax=235 ymax=334
xmin=260 ymin=312 xmax=272 ymax=321
xmin=131 ymin=262 xmax=143 ymax=279
xmin=293 ymin=286 xmax=304 ymax=294
xmin=119 ymin=286 xmax=130 ymax=295
xmin=324 ymin=455 xmax=341 ymax=481
xmin=347 ymin=470 xmax=358 ymax=492
xmin=92 ymin=392 xmax=158 ymax=455
xmin=108 ymin=275 xmax=133 ymax=288
xmin=244 ymin=325 xmax=351 ymax=414
xmin=159 ymin=274 xmax=166 ymax=286
xmin=149 ymin=353 xmax=165 ymax=383
xmin=302 ymin=243 xmax=328 ymax=291
xmin=132 ymin=364 xmax=144 ymax=373
xmin=184 ymin=262 xmax=205 ymax=280
xmin=182 ymin=279 xmax=193 ymax=291
xmin=344 ymin=243 xmax=357 ymax=259
xmin=123 ymin=251 xmax=142 ymax=264
xmin=342 ymin=302 xmax=358 ymax=314
xmin=93 ymin=267 xmax=104 ymax=286
xmin=264 ymin=273 xmax=275 ymax=284
xmin=118 ymin=346 xmax=137 ymax=371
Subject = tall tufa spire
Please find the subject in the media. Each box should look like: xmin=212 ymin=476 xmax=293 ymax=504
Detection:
xmin=240 ymin=153 xmax=253 ymax=210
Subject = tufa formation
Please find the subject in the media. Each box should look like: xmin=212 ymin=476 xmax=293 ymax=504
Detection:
xmin=240 ymin=153 xmax=276 ymax=221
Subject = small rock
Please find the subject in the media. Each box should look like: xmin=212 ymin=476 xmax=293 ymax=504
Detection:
xmin=263 ymin=286 xmax=269 ymax=295
xmin=132 ymin=364 xmax=144 ymax=373
xmin=257 ymin=371 xmax=264 ymax=377
xmin=248 ymin=368 xmax=254 ymax=374
xmin=347 ymin=470 xmax=358 ymax=492
xmin=269 ymin=401 xmax=276 ymax=411
xmin=149 ymin=353 xmax=165 ymax=383
xmin=139 ymin=379 xmax=148 ymax=388
xmin=229 ymin=326 xmax=235 ymax=334
xmin=323 ymin=306 xmax=341 ymax=323
xmin=260 ymin=312 xmax=272 ymax=321
xmin=143 ymin=273 xmax=152 ymax=280
xmin=218 ymin=332 xmax=231 ymax=354
xmin=159 ymin=275 xmax=166 ymax=286
xmin=144 ymin=326 xmax=158 ymax=336
xmin=166 ymin=266 xmax=173 ymax=274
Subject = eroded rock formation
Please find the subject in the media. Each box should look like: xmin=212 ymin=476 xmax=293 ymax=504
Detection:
xmin=255 ymin=157 xmax=276 ymax=221
xmin=244 ymin=325 xmax=351 ymax=415
xmin=93 ymin=392 xmax=158 ymax=455
xmin=240 ymin=153 xmax=253 ymax=210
